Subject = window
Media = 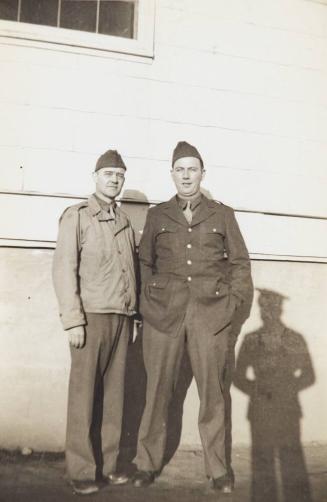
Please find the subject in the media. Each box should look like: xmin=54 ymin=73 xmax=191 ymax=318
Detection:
xmin=0 ymin=0 xmax=154 ymax=58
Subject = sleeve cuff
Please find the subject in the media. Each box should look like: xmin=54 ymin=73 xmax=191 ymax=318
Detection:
xmin=60 ymin=311 xmax=86 ymax=331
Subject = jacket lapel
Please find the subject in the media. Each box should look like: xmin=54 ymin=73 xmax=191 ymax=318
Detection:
xmin=190 ymin=196 xmax=217 ymax=227
xmin=88 ymin=194 xmax=129 ymax=234
xmin=88 ymin=194 xmax=111 ymax=221
xmin=161 ymin=195 xmax=217 ymax=227
xmin=113 ymin=208 xmax=129 ymax=236
xmin=162 ymin=196 xmax=188 ymax=227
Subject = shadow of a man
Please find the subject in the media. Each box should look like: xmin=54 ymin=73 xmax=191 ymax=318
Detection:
xmin=234 ymin=289 xmax=315 ymax=502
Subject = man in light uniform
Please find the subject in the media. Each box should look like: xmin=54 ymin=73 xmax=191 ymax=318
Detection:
xmin=53 ymin=149 xmax=137 ymax=495
xmin=133 ymin=141 xmax=252 ymax=494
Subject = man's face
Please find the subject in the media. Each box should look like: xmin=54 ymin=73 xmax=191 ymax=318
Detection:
xmin=171 ymin=156 xmax=205 ymax=198
xmin=93 ymin=167 xmax=125 ymax=200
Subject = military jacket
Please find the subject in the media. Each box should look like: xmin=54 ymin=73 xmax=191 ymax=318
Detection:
xmin=52 ymin=194 xmax=137 ymax=330
xmin=139 ymin=195 xmax=252 ymax=336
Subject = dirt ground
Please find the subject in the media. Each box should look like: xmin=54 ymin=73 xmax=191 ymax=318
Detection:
xmin=0 ymin=444 xmax=326 ymax=502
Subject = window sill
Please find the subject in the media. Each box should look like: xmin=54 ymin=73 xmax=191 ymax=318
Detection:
xmin=0 ymin=0 xmax=155 ymax=60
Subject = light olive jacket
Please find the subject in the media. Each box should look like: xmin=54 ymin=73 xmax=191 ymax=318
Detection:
xmin=52 ymin=194 xmax=137 ymax=330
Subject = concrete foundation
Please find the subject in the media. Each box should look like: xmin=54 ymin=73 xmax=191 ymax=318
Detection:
xmin=1 ymin=247 xmax=326 ymax=451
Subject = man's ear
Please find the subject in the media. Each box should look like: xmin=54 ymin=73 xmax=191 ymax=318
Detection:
xmin=201 ymin=169 xmax=206 ymax=181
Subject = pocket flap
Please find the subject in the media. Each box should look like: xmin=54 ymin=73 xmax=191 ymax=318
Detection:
xmin=156 ymin=224 xmax=177 ymax=236
xmin=147 ymin=276 xmax=170 ymax=289
xmin=203 ymin=224 xmax=223 ymax=235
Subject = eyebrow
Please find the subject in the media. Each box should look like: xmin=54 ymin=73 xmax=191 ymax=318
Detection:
xmin=174 ymin=166 xmax=201 ymax=169
xmin=102 ymin=169 xmax=124 ymax=173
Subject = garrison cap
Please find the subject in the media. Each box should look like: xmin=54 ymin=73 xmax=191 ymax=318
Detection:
xmin=256 ymin=289 xmax=289 ymax=305
xmin=172 ymin=141 xmax=203 ymax=168
xmin=95 ymin=149 xmax=126 ymax=172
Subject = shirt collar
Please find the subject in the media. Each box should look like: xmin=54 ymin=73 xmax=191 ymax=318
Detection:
xmin=176 ymin=193 xmax=202 ymax=211
xmin=94 ymin=194 xmax=116 ymax=213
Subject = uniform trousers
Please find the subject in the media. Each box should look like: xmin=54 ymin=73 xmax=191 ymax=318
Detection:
xmin=135 ymin=301 xmax=230 ymax=479
xmin=66 ymin=312 xmax=130 ymax=481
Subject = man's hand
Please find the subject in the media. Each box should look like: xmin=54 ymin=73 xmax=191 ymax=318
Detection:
xmin=68 ymin=326 xmax=85 ymax=348
xmin=132 ymin=320 xmax=143 ymax=343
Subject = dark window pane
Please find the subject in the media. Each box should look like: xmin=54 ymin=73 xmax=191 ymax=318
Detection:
xmin=21 ymin=0 xmax=58 ymax=27
xmin=99 ymin=1 xmax=135 ymax=39
xmin=60 ymin=0 xmax=96 ymax=33
xmin=0 ymin=0 xmax=18 ymax=21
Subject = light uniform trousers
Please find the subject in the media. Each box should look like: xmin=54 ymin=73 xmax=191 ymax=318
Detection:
xmin=135 ymin=301 xmax=230 ymax=479
xmin=66 ymin=312 xmax=130 ymax=481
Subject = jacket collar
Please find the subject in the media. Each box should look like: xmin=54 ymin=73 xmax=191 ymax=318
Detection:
xmin=88 ymin=194 xmax=129 ymax=234
xmin=162 ymin=194 xmax=216 ymax=227
xmin=161 ymin=196 xmax=188 ymax=227
xmin=192 ymin=195 xmax=217 ymax=227
xmin=88 ymin=194 xmax=108 ymax=219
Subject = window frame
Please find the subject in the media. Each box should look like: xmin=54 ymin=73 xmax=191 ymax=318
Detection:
xmin=0 ymin=0 xmax=155 ymax=58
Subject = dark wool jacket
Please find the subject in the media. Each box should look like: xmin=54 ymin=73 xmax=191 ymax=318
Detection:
xmin=139 ymin=194 xmax=252 ymax=336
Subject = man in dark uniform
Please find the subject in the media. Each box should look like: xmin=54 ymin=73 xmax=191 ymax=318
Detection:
xmin=133 ymin=141 xmax=252 ymax=493
xmin=53 ymin=150 xmax=137 ymax=495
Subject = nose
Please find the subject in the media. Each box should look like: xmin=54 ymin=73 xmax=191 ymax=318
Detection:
xmin=182 ymin=170 xmax=190 ymax=179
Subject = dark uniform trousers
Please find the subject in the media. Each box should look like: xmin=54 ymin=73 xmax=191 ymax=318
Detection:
xmin=66 ymin=312 xmax=130 ymax=481
xmin=135 ymin=300 xmax=230 ymax=479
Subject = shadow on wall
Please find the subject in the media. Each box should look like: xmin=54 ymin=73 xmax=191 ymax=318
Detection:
xmin=233 ymin=289 xmax=315 ymax=502
xmin=120 ymin=189 xmax=151 ymax=247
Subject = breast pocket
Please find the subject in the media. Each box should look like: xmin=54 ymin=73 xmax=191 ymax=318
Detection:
xmin=200 ymin=224 xmax=225 ymax=256
xmin=155 ymin=224 xmax=179 ymax=255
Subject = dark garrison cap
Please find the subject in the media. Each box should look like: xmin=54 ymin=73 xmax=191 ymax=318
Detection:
xmin=172 ymin=141 xmax=203 ymax=167
xmin=256 ymin=289 xmax=289 ymax=305
xmin=95 ymin=149 xmax=127 ymax=172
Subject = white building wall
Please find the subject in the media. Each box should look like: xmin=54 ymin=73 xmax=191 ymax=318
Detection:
xmin=1 ymin=0 xmax=327 ymax=219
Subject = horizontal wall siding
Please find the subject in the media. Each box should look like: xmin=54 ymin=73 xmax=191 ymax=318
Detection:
xmin=0 ymin=0 xmax=327 ymax=230
xmin=1 ymin=192 xmax=327 ymax=260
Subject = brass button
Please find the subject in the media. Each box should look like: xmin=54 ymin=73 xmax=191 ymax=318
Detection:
xmin=187 ymin=260 xmax=192 ymax=265
xmin=188 ymin=228 xmax=192 ymax=232
xmin=215 ymin=291 xmax=219 ymax=295
xmin=187 ymin=243 xmax=192 ymax=249
xmin=187 ymin=276 xmax=192 ymax=282
xmin=213 ymin=228 xmax=217 ymax=232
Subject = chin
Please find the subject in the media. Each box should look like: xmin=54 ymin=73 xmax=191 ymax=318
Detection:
xmin=105 ymin=190 xmax=119 ymax=198
xmin=180 ymin=189 xmax=195 ymax=197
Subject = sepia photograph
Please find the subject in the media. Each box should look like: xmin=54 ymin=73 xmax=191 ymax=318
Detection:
xmin=0 ymin=1 xmax=326 ymax=501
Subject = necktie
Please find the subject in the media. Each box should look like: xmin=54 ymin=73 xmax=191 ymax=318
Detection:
xmin=183 ymin=200 xmax=192 ymax=224
xmin=109 ymin=204 xmax=116 ymax=222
